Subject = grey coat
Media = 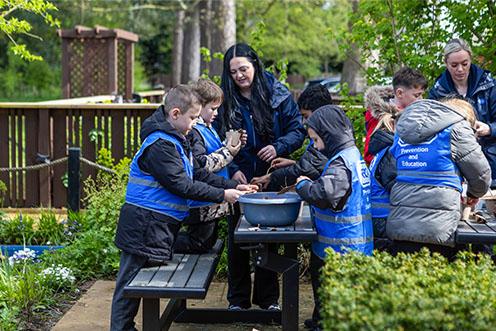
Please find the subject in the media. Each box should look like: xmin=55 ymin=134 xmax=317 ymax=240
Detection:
xmin=387 ymin=100 xmax=491 ymax=246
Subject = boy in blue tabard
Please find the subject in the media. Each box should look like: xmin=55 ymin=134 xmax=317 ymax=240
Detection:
xmin=110 ymin=85 xmax=255 ymax=331
xmin=174 ymin=79 xmax=247 ymax=253
xmin=294 ymin=106 xmax=373 ymax=331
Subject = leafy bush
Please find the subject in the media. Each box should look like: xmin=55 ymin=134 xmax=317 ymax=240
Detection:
xmin=0 ymin=215 xmax=35 ymax=245
xmin=36 ymin=211 xmax=65 ymax=245
xmin=320 ymin=249 xmax=496 ymax=330
xmin=0 ymin=180 xmax=6 ymax=208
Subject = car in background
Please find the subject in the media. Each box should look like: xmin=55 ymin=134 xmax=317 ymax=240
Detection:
xmin=303 ymin=76 xmax=341 ymax=94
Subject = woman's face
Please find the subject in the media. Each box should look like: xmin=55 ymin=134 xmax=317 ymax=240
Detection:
xmin=445 ymin=50 xmax=471 ymax=84
xmin=229 ymin=57 xmax=255 ymax=91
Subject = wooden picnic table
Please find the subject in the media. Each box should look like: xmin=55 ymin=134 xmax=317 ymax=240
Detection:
xmin=455 ymin=218 xmax=496 ymax=244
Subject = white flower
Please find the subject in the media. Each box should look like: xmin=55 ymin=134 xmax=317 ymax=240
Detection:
xmin=8 ymin=248 xmax=37 ymax=266
xmin=42 ymin=264 xmax=76 ymax=284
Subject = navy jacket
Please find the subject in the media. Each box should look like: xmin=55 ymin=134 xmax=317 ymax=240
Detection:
xmin=215 ymin=72 xmax=306 ymax=181
xmin=429 ymin=64 xmax=496 ymax=186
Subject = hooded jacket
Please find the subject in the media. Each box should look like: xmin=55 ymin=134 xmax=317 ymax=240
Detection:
xmin=364 ymin=85 xmax=397 ymax=164
xmin=296 ymin=105 xmax=356 ymax=210
xmin=115 ymin=106 xmax=238 ymax=261
xmin=369 ymin=129 xmax=396 ymax=192
xmin=387 ymin=100 xmax=491 ymax=246
xmin=429 ymin=64 xmax=496 ymax=187
xmin=215 ymin=72 xmax=306 ymax=181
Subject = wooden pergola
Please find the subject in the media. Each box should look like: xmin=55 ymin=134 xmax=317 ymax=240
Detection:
xmin=58 ymin=25 xmax=139 ymax=100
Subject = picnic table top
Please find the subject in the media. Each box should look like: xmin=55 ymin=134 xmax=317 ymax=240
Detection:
xmin=455 ymin=218 xmax=496 ymax=244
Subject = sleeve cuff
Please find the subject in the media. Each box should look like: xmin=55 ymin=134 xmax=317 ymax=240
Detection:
xmin=296 ymin=179 xmax=311 ymax=190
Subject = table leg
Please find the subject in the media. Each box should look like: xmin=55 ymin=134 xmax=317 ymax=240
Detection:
xmin=282 ymin=244 xmax=299 ymax=331
xmin=142 ymin=298 xmax=160 ymax=331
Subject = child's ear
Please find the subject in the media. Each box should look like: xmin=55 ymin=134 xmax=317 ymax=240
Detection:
xmin=395 ymin=87 xmax=404 ymax=98
xmin=170 ymin=108 xmax=181 ymax=119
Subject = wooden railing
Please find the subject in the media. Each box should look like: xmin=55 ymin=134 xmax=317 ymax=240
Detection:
xmin=0 ymin=102 xmax=158 ymax=208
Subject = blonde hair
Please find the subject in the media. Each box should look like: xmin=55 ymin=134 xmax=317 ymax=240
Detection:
xmin=442 ymin=98 xmax=476 ymax=126
xmin=190 ymin=78 xmax=224 ymax=106
xmin=372 ymin=112 xmax=397 ymax=135
xmin=443 ymin=38 xmax=472 ymax=62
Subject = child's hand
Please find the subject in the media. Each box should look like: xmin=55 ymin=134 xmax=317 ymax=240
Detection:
xmin=462 ymin=196 xmax=479 ymax=207
xmin=250 ymin=174 xmax=271 ymax=190
xmin=232 ymin=170 xmax=248 ymax=184
xmin=296 ymin=176 xmax=311 ymax=184
xmin=475 ymin=121 xmax=491 ymax=137
xmin=258 ymin=145 xmax=277 ymax=162
xmin=271 ymin=157 xmax=296 ymax=169
xmin=236 ymin=184 xmax=259 ymax=193
xmin=224 ymin=189 xmax=245 ymax=203
xmin=226 ymin=136 xmax=242 ymax=156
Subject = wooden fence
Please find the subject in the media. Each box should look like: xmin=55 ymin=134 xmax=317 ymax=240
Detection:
xmin=0 ymin=102 xmax=158 ymax=208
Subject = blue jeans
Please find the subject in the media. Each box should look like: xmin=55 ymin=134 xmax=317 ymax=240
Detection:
xmin=110 ymin=251 xmax=148 ymax=331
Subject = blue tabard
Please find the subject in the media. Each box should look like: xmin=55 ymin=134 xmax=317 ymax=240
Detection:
xmin=125 ymin=131 xmax=193 ymax=221
xmin=390 ymin=125 xmax=462 ymax=192
xmin=369 ymin=147 xmax=390 ymax=219
xmin=311 ymin=147 xmax=373 ymax=258
xmin=188 ymin=123 xmax=229 ymax=208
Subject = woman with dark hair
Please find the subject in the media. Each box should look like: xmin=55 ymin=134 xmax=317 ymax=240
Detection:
xmin=215 ymin=43 xmax=305 ymax=311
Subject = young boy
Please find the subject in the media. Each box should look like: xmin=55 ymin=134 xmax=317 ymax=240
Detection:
xmin=110 ymin=85 xmax=254 ymax=331
xmin=295 ymin=105 xmax=373 ymax=331
xmin=364 ymin=67 xmax=427 ymax=164
xmin=174 ymin=79 xmax=246 ymax=253
xmin=251 ymin=84 xmax=333 ymax=190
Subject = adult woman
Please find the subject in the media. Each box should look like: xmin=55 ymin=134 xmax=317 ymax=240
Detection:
xmin=429 ymin=38 xmax=496 ymax=188
xmin=215 ymin=43 xmax=305 ymax=310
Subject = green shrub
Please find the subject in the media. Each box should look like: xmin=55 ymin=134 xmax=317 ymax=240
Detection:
xmin=35 ymin=210 xmax=65 ymax=245
xmin=320 ymin=249 xmax=496 ymax=330
xmin=0 ymin=180 xmax=6 ymax=208
xmin=0 ymin=214 xmax=35 ymax=245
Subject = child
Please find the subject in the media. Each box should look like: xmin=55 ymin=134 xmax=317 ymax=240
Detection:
xmin=110 ymin=85 xmax=254 ymax=331
xmin=364 ymin=67 xmax=427 ymax=164
xmin=251 ymin=84 xmax=333 ymax=190
xmin=294 ymin=105 xmax=373 ymax=331
xmin=174 ymin=78 xmax=246 ymax=253
xmin=387 ymin=99 xmax=490 ymax=258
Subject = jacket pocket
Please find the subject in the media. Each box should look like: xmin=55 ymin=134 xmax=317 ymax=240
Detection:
xmin=143 ymin=211 xmax=180 ymax=250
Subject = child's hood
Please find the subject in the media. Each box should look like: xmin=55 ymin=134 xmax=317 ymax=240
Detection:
xmin=396 ymin=99 xmax=465 ymax=144
xmin=306 ymin=105 xmax=355 ymax=159
xmin=364 ymin=85 xmax=397 ymax=119
xmin=140 ymin=105 xmax=185 ymax=143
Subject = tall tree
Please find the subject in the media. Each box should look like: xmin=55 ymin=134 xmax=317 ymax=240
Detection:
xmin=172 ymin=9 xmax=185 ymax=86
xmin=340 ymin=0 xmax=363 ymax=94
xmin=181 ymin=1 xmax=200 ymax=83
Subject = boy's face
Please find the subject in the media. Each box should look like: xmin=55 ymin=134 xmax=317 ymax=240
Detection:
xmin=307 ymin=127 xmax=325 ymax=151
xmin=200 ymin=100 xmax=221 ymax=125
xmin=169 ymin=104 xmax=201 ymax=135
xmin=300 ymin=108 xmax=312 ymax=121
xmin=395 ymin=85 xmax=425 ymax=109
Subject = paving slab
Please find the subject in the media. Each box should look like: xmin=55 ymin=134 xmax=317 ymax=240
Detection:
xmin=53 ymin=280 xmax=314 ymax=330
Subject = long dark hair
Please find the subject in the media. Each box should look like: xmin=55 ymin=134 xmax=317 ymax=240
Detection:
xmin=220 ymin=43 xmax=273 ymax=142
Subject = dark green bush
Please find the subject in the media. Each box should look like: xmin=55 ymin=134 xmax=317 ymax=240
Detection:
xmin=0 ymin=215 xmax=35 ymax=245
xmin=320 ymin=249 xmax=496 ymax=330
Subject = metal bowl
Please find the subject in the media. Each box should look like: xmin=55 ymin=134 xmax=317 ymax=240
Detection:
xmin=239 ymin=192 xmax=302 ymax=227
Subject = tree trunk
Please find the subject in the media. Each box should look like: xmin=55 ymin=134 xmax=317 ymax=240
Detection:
xmin=200 ymin=0 xmax=212 ymax=74
xmin=182 ymin=3 xmax=201 ymax=83
xmin=341 ymin=0 xmax=364 ymax=95
xmin=172 ymin=10 xmax=185 ymax=86
xmin=222 ymin=0 xmax=236 ymax=51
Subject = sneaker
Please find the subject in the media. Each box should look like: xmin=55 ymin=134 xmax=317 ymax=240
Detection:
xmin=266 ymin=303 xmax=281 ymax=311
xmin=228 ymin=304 xmax=243 ymax=311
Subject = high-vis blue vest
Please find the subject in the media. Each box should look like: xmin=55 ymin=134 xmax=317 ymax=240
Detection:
xmin=125 ymin=131 xmax=193 ymax=221
xmin=188 ymin=123 xmax=229 ymax=208
xmin=194 ymin=122 xmax=229 ymax=179
xmin=391 ymin=126 xmax=462 ymax=192
xmin=369 ymin=147 xmax=390 ymax=219
xmin=311 ymin=147 xmax=373 ymax=258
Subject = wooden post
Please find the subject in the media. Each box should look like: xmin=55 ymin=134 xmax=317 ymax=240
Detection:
xmin=125 ymin=42 xmax=134 ymax=100
xmin=38 ymin=108 xmax=51 ymax=207
xmin=61 ymin=39 xmax=71 ymax=98
xmin=68 ymin=147 xmax=80 ymax=212
xmin=108 ymin=38 xmax=118 ymax=94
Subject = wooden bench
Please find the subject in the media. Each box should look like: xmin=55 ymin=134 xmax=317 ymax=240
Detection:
xmin=123 ymin=239 xmax=223 ymax=331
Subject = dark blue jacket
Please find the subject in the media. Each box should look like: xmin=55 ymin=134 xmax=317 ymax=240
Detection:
xmin=429 ymin=64 xmax=496 ymax=186
xmin=216 ymin=72 xmax=306 ymax=181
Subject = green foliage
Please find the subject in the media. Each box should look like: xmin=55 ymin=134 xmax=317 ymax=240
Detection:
xmin=36 ymin=210 xmax=65 ymax=245
xmin=321 ymin=248 xmax=496 ymax=330
xmin=0 ymin=214 xmax=36 ymax=245
xmin=0 ymin=180 xmax=6 ymax=208
xmin=0 ymin=0 xmax=60 ymax=61
xmin=339 ymin=84 xmax=365 ymax=153
xmin=344 ymin=1 xmax=496 ymax=85
xmin=200 ymin=47 xmax=224 ymax=85
xmin=237 ymin=0 xmax=350 ymax=77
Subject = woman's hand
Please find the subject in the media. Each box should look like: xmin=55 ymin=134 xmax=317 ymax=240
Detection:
xmin=296 ymin=175 xmax=311 ymax=184
xmin=232 ymin=170 xmax=248 ymax=184
xmin=475 ymin=121 xmax=491 ymax=137
xmin=257 ymin=145 xmax=277 ymax=162
xmin=239 ymin=130 xmax=248 ymax=147
xmin=236 ymin=184 xmax=259 ymax=193
xmin=250 ymin=174 xmax=271 ymax=190
xmin=271 ymin=157 xmax=296 ymax=169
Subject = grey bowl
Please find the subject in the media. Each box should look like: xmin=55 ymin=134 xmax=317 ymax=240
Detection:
xmin=239 ymin=192 xmax=302 ymax=227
